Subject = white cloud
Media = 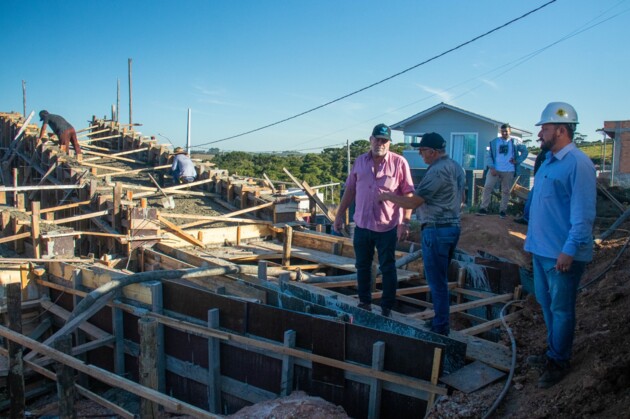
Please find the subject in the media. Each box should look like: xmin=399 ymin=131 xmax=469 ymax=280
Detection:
xmin=415 ymin=84 xmax=453 ymax=103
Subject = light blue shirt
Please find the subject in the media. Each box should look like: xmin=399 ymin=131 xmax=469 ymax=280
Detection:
xmin=171 ymin=154 xmax=197 ymax=179
xmin=524 ymin=143 xmax=596 ymax=262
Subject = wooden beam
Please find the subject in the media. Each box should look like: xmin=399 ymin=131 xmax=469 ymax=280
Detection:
xmin=157 ymin=214 xmax=205 ymax=248
xmin=94 ymin=164 xmax=172 ymax=178
xmin=50 ymin=209 xmax=110 ymax=225
xmin=410 ymin=293 xmax=514 ymax=320
xmin=0 ymin=232 xmax=31 ymax=245
xmin=0 ymin=257 xmax=93 ymax=264
xmin=0 ymin=325 xmax=220 ymax=418
xmin=133 ymin=177 xmax=218 ymax=198
xmin=0 ymin=185 xmax=86 ymax=192
xmin=460 ymin=311 xmax=522 ymax=336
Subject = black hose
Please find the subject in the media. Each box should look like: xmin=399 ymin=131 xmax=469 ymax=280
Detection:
xmin=482 ymin=300 xmax=521 ymax=419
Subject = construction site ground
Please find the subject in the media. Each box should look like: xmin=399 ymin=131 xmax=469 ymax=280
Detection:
xmin=3 ymin=144 xmax=630 ymax=419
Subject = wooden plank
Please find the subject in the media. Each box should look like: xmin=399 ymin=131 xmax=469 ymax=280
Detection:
xmin=94 ymin=164 xmax=171 ymax=178
xmin=0 ymin=184 xmax=85 ymax=192
xmin=50 ymin=209 xmax=110 ymax=225
xmin=0 ymin=326 xmax=221 ymax=418
xmin=460 ymin=311 xmax=522 ymax=336
xmin=410 ymin=293 xmax=513 ymax=320
xmin=157 ymin=214 xmax=206 ymax=247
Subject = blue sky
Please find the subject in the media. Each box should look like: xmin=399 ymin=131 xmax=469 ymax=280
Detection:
xmin=1 ymin=0 xmax=629 ymax=152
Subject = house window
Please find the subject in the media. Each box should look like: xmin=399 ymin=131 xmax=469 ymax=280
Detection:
xmin=451 ymin=133 xmax=478 ymax=169
xmin=404 ymin=134 xmax=423 ymax=145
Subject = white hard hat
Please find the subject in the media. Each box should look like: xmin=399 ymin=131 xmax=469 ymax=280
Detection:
xmin=536 ymin=102 xmax=579 ymax=126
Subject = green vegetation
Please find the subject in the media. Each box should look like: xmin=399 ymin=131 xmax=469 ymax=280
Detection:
xmin=210 ymin=140 xmax=408 ymax=187
xmin=528 ymin=140 xmax=614 ymax=167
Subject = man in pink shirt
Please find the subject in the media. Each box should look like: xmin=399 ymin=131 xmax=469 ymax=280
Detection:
xmin=334 ymin=123 xmax=414 ymax=317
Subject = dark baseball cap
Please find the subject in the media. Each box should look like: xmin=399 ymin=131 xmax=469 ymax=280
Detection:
xmin=410 ymin=132 xmax=446 ymax=150
xmin=372 ymin=123 xmax=391 ymax=141
xmin=39 ymin=110 xmax=49 ymax=120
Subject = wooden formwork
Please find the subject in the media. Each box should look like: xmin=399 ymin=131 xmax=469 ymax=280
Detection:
xmin=0 ymin=112 xmax=523 ymax=417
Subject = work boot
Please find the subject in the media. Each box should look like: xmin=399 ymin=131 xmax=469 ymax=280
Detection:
xmin=477 ymin=208 xmax=488 ymax=216
xmin=357 ymin=302 xmax=372 ymax=311
xmin=514 ymin=217 xmax=528 ymax=225
xmin=381 ymin=307 xmax=391 ymax=318
xmin=526 ymin=354 xmax=547 ymax=369
xmin=499 ymin=211 xmax=506 ymax=219
xmin=537 ymin=358 xmax=570 ymax=389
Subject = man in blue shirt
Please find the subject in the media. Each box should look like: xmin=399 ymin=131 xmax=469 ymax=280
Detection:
xmin=170 ymin=147 xmax=197 ymax=184
xmin=524 ymin=102 xmax=596 ymax=389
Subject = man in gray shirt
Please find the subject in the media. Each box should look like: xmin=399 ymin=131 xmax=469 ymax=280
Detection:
xmin=378 ymin=133 xmax=465 ymax=335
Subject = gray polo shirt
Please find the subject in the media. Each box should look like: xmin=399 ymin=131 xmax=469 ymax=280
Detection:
xmin=415 ymin=155 xmax=465 ymax=224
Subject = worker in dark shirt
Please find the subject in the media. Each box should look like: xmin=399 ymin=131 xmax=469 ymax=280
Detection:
xmin=37 ymin=110 xmax=83 ymax=159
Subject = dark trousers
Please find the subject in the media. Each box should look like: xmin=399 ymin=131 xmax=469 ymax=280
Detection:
xmin=353 ymin=226 xmax=398 ymax=309
xmin=59 ymin=128 xmax=82 ymax=155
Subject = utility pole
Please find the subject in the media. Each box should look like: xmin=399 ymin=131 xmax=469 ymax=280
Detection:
xmin=346 ymin=139 xmax=351 ymax=177
xmin=128 ymin=58 xmax=133 ymax=125
xmin=186 ymin=108 xmax=192 ymax=154
xmin=22 ymin=80 xmax=26 ymax=117
xmin=117 ymin=78 xmax=120 ymax=122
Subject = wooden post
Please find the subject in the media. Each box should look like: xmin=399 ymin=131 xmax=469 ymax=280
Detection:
xmin=207 ymin=309 xmax=221 ymax=413
xmin=236 ymin=225 xmax=242 ymax=246
xmin=139 ymin=316 xmax=160 ymax=418
xmin=72 ymin=269 xmax=88 ymax=387
xmin=149 ymin=282 xmax=165 ymax=393
xmin=54 ymin=334 xmax=77 ymax=419
xmin=257 ymin=261 xmax=268 ymax=280
xmin=31 ymin=201 xmax=41 ymax=258
xmin=456 ymin=267 xmax=466 ymax=305
xmin=368 ymin=341 xmax=386 ymax=419
xmin=282 ymin=225 xmax=293 ymax=267
xmin=427 ymin=347 xmax=443 ymax=409
xmin=12 ymin=167 xmax=18 ymax=207
xmin=113 ymin=182 xmax=123 ymax=231
xmin=7 ymin=282 xmax=25 ymax=419
xmin=112 ymin=289 xmax=125 ymax=376
xmin=280 ymin=330 xmax=296 ymax=396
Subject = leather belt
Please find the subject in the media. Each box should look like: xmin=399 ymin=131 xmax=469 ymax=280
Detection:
xmin=421 ymin=222 xmax=459 ymax=231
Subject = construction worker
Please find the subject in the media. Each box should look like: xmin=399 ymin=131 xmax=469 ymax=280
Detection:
xmin=333 ymin=123 xmax=414 ymax=317
xmin=524 ymin=102 xmax=596 ymax=388
xmin=477 ymin=123 xmax=528 ymax=218
xmin=170 ymin=147 xmax=197 ymax=184
xmin=37 ymin=110 xmax=82 ymax=160
xmin=378 ymin=133 xmax=465 ymax=335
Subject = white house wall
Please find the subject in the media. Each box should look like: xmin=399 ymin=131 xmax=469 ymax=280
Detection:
xmin=399 ymin=108 xmax=504 ymax=170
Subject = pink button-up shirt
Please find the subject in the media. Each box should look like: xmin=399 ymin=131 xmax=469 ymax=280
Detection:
xmin=346 ymin=151 xmax=414 ymax=232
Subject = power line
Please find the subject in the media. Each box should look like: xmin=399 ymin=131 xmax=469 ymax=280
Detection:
xmin=286 ymin=1 xmax=629 ymax=151
xmin=194 ymin=0 xmax=557 ymax=148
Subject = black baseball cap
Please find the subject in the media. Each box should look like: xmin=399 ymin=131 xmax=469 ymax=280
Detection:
xmin=372 ymin=123 xmax=391 ymax=141
xmin=410 ymin=132 xmax=446 ymax=150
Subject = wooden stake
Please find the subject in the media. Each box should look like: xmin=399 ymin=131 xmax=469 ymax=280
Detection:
xmin=54 ymin=334 xmax=77 ymax=418
xmin=282 ymin=225 xmax=293 ymax=267
xmin=139 ymin=317 xmax=160 ymax=418
xmin=31 ymin=201 xmax=41 ymax=258
xmin=7 ymin=282 xmax=25 ymax=419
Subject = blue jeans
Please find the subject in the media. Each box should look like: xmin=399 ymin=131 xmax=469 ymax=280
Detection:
xmin=421 ymin=226 xmax=460 ymax=334
xmin=353 ymin=226 xmax=398 ymax=309
xmin=532 ymin=255 xmax=585 ymax=364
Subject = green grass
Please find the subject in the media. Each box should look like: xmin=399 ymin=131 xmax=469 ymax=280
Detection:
xmin=529 ymin=141 xmax=613 ymax=167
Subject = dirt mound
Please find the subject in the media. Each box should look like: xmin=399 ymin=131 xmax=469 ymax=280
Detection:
xmin=226 ymin=391 xmax=350 ymax=419
xmin=428 ymin=212 xmax=630 ymax=418
xmin=458 ymin=212 xmax=531 ymax=267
